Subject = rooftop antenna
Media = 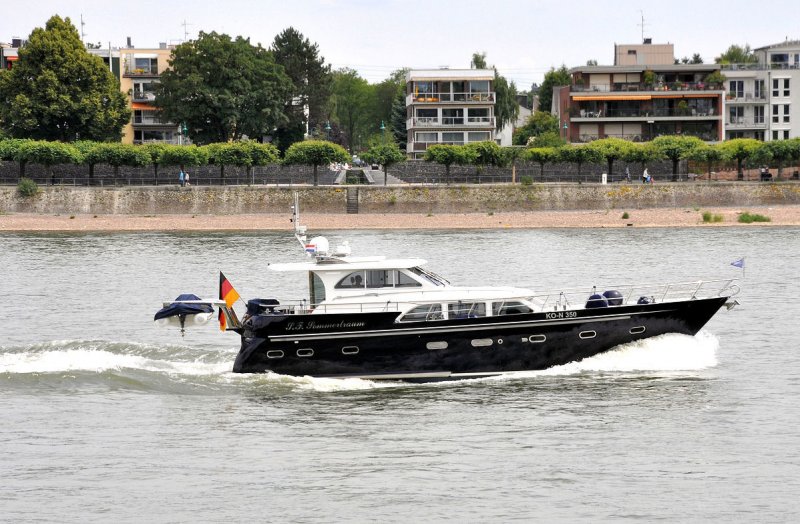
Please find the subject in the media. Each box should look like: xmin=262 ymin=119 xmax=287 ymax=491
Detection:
xmin=80 ymin=14 xmax=86 ymax=43
xmin=638 ymin=10 xmax=648 ymax=43
xmin=181 ymin=20 xmax=192 ymax=41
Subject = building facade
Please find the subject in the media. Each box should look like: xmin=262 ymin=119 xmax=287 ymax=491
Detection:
xmin=721 ymin=40 xmax=800 ymax=141
xmin=555 ymin=63 xmax=725 ymax=143
xmin=119 ymin=44 xmax=183 ymax=145
xmin=405 ymin=69 xmax=504 ymax=159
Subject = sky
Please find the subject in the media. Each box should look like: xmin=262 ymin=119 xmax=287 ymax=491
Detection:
xmin=2 ymin=0 xmax=798 ymax=89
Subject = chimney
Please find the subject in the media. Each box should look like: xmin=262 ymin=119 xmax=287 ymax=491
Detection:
xmin=643 ymin=38 xmax=652 ymax=45
xmin=12 ymin=37 xmax=22 ymax=48
xmin=126 ymin=36 xmax=132 ymax=48
xmin=159 ymin=42 xmax=167 ymax=49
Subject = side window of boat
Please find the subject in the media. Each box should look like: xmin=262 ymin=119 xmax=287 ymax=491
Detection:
xmin=400 ymin=304 xmax=443 ymax=322
xmin=492 ymin=301 xmax=532 ymax=315
xmin=366 ymin=270 xmax=389 ymax=288
xmin=336 ymin=271 xmax=365 ymax=289
xmin=448 ymin=302 xmax=486 ymax=319
xmin=396 ymin=271 xmax=422 ymax=287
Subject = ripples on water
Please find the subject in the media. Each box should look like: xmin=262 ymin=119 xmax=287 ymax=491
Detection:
xmin=2 ymin=227 xmax=800 ymax=521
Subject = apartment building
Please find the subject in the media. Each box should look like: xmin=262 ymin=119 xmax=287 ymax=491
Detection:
xmin=554 ymin=62 xmax=725 ymax=143
xmin=119 ymin=43 xmax=183 ymax=145
xmin=721 ymin=40 xmax=800 ymax=141
xmin=405 ymin=69 xmax=505 ymax=159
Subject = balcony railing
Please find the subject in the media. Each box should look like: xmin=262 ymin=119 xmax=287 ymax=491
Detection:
xmin=407 ymin=116 xmax=495 ymax=128
xmin=408 ymin=141 xmax=465 ymax=152
xmin=726 ymin=92 xmax=767 ymax=102
xmin=133 ymin=114 xmax=170 ymax=126
xmin=727 ymin=117 xmax=767 ymax=128
xmin=407 ymin=92 xmax=495 ymax=105
xmin=721 ymin=62 xmax=800 ymax=71
xmin=573 ymin=108 xmax=718 ymax=118
xmin=124 ymin=66 xmax=159 ymax=76
xmin=572 ymin=82 xmax=723 ymax=93
xmin=574 ymin=131 xmax=717 ymax=143
xmin=132 ymin=91 xmax=156 ymax=102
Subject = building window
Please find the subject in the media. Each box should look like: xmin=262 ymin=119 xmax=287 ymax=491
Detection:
xmin=467 ymin=132 xmax=491 ymax=142
xmin=468 ymin=80 xmax=489 ymax=94
xmin=784 ymin=79 xmax=791 ymax=97
xmin=729 ymin=106 xmax=744 ymax=124
xmin=784 ymin=104 xmax=790 ymax=123
xmin=785 ymin=130 xmax=790 ymax=139
xmin=468 ymin=108 xmax=490 ymax=124
xmin=773 ymin=79 xmax=779 ymax=97
xmin=773 ymin=105 xmax=780 ymax=123
xmin=754 ymin=106 xmax=765 ymax=124
xmin=754 ymin=80 xmax=765 ymax=99
xmin=773 ymin=130 xmax=779 ymax=140
xmin=754 ymin=131 xmax=765 ymax=141
xmin=415 ymin=132 xmax=437 ymax=143
xmin=729 ymin=80 xmax=744 ymax=98
xmin=415 ymin=108 xmax=437 ymax=124
xmin=441 ymin=132 xmax=463 ymax=144
xmin=442 ymin=108 xmax=464 ymax=125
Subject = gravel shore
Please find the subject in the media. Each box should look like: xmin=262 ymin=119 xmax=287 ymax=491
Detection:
xmin=2 ymin=206 xmax=800 ymax=232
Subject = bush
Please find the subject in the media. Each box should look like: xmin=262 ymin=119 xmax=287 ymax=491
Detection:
xmin=702 ymin=211 xmax=723 ymax=223
xmin=738 ymin=212 xmax=771 ymax=223
xmin=621 ymin=211 xmax=630 ymax=219
xmin=17 ymin=177 xmax=39 ymax=197
xmin=520 ymin=175 xmax=533 ymax=185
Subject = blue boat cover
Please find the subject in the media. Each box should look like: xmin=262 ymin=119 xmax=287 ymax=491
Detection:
xmin=154 ymin=294 xmax=214 ymax=320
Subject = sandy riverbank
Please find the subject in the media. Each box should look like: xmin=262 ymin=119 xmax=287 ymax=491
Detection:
xmin=2 ymin=206 xmax=800 ymax=232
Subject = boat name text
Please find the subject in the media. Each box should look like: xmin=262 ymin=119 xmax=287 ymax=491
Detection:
xmin=544 ymin=311 xmax=578 ymax=319
xmin=286 ymin=320 xmax=367 ymax=331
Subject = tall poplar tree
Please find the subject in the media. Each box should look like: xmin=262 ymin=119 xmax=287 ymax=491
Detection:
xmin=0 ymin=15 xmax=129 ymax=141
xmin=271 ymin=27 xmax=332 ymax=152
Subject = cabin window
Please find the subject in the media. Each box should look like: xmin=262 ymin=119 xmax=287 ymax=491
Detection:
xmin=396 ymin=271 xmax=422 ymax=287
xmin=400 ymin=304 xmax=443 ymax=322
xmin=310 ymin=272 xmax=326 ymax=304
xmin=336 ymin=271 xmax=366 ymax=289
xmin=448 ymin=302 xmax=486 ymax=319
xmin=492 ymin=300 xmax=532 ymax=315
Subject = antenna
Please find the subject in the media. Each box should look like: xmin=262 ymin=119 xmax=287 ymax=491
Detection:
xmin=638 ymin=10 xmax=648 ymax=43
xmin=181 ymin=20 xmax=192 ymax=41
xmin=80 ymin=14 xmax=86 ymax=43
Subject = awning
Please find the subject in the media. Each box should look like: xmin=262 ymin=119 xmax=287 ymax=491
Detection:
xmin=131 ymin=102 xmax=156 ymax=110
xmin=652 ymin=94 xmax=718 ymax=99
xmin=573 ymin=95 xmax=652 ymax=101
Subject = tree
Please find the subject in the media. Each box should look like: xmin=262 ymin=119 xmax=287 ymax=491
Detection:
xmin=0 ymin=138 xmax=34 ymax=179
xmin=360 ymin=142 xmax=406 ymax=186
xmin=284 ymin=140 xmax=349 ymax=186
xmin=85 ymin=143 xmax=150 ymax=182
xmin=557 ymin=145 xmax=603 ymax=178
xmin=527 ymin=131 xmax=565 ymax=148
xmin=686 ymin=143 xmax=723 ymax=180
xmin=205 ymin=142 xmax=251 ymax=184
xmin=0 ymin=16 xmax=129 ymax=141
xmin=690 ymin=53 xmax=704 ymax=64
xmin=244 ymin=141 xmax=280 ymax=184
xmin=652 ymin=135 xmax=705 ymax=180
xmin=330 ymin=68 xmax=372 ymax=153
xmin=513 ymin=111 xmax=559 ymax=145
xmin=623 ymin=142 xmax=663 ymax=176
xmin=494 ymin=70 xmax=519 ymax=132
xmin=156 ymin=31 xmax=292 ymax=144
xmin=159 ymin=145 xmax=209 ymax=182
xmin=271 ymin=27 xmax=332 ymax=153
xmin=524 ymin=147 xmax=557 ymax=181
xmin=389 ymin=88 xmax=408 ymax=150
xmin=15 ymin=140 xmax=79 ymax=183
xmin=718 ymin=138 xmax=761 ymax=180
xmin=715 ymin=44 xmax=758 ymax=64
xmin=538 ymin=65 xmax=571 ymax=114
xmin=471 ymin=52 xmax=487 ymax=69
xmin=141 ymin=143 xmax=170 ymax=184
xmin=465 ymin=141 xmax=506 ymax=169
xmin=585 ymin=138 xmax=632 ymax=179
xmin=762 ymin=139 xmax=798 ymax=179
xmin=423 ymin=145 xmax=477 ymax=183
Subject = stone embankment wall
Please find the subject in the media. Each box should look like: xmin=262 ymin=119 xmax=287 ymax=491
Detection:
xmin=2 ymin=184 xmax=799 ymax=215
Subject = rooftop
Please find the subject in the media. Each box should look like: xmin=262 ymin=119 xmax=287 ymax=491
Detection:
xmin=407 ymin=68 xmax=494 ymax=81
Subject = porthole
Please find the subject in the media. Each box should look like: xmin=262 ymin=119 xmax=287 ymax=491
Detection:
xmin=266 ymin=350 xmax=284 ymax=359
xmin=342 ymin=346 xmax=359 ymax=355
xmin=297 ymin=348 xmax=314 ymax=358
xmin=630 ymin=326 xmax=646 ymax=335
xmin=471 ymin=339 xmax=493 ymax=347
xmin=497 ymin=339 xmax=503 ymax=345
xmin=427 ymin=341 xmax=448 ymax=351
xmin=579 ymin=330 xmax=597 ymax=339
xmin=528 ymin=334 xmax=546 ymax=343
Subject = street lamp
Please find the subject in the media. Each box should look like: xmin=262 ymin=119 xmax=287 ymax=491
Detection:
xmin=380 ymin=120 xmax=386 ymax=143
xmin=325 ymin=121 xmax=331 ymax=141
xmin=562 ymin=121 xmax=568 ymax=142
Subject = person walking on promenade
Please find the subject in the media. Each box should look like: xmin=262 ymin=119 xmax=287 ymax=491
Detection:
xmin=179 ymin=166 xmax=186 ymax=187
xmin=642 ymin=168 xmax=649 ymax=184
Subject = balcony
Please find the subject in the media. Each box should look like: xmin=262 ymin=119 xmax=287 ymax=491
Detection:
xmin=721 ymin=62 xmax=800 ymax=71
xmin=572 ymin=82 xmax=723 ymax=93
xmin=572 ymin=108 xmax=718 ymax=120
xmin=726 ymin=92 xmax=767 ymax=103
xmin=124 ymin=66 xmax=159 ymax=77
xmin=132 ymin=91 xmax=156 ymax=102
xmin=406 ymin=92 xmax=495 ymax=105
xmin=407 ymin=141 xmax=465 ymax=152
xmin=406 ymin=116 xmax=495 ymax=128
xmin=727 ymin=118 xmax=767 ymax=129
xmin=133 ymin=114 xmax=170 ymax=126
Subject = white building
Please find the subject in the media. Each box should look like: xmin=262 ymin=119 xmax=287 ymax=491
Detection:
xmin=405 ymin=69 xmax=509 ymax=159
xmin=722 ymin=40 xmax=800 ymax=141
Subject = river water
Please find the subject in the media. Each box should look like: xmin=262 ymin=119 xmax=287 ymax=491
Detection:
xmin=2 ymin=226 xmax=799 ymax=522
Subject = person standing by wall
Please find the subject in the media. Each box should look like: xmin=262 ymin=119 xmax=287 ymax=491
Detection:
xmin=179 ymin=166 xmax=186 ymax=187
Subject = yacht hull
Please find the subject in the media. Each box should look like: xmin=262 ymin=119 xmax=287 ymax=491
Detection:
xmin=232 ymin=296 xmax=727 ymax=380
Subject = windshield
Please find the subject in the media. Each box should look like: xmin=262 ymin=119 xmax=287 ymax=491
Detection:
xmin=410 ymin=266 xmax=449 ymax=287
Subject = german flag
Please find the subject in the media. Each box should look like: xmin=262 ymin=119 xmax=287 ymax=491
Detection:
xmin=218 ymin=272 xmax=241 ymax=331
